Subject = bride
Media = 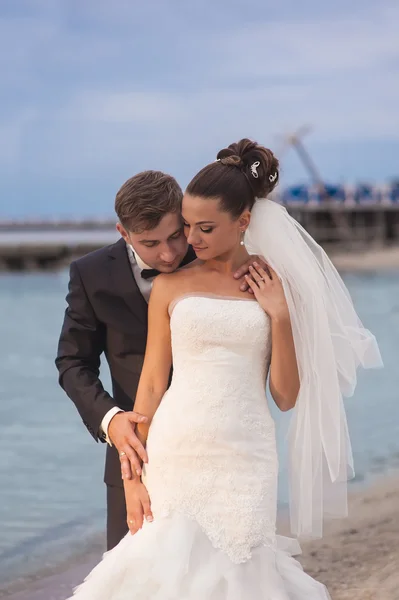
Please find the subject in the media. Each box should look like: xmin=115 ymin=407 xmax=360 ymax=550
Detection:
xmin=69 ymin=139 xmax=382 ymax=599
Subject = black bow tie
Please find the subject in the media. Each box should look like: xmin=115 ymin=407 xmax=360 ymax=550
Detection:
xmin=140 ymin=246 xmax=196 ymax=280
xmin=141 ymin=268 xmax=160 ymax=280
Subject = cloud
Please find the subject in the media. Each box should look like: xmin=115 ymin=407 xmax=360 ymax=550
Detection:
xmin=0 ymin=0 xmax=398 ymax=215
xmin=213 ymin=4 xmax=399 ymax=78
xmin=62 ymin=91 xmax=188 ymax=124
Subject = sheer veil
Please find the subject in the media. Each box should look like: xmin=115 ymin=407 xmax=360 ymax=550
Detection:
xmin=244 ymin=198 xmax=383 ymax=539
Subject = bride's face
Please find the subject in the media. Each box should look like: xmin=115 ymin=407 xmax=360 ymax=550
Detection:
xmin=182 ymin=194 xmax=249 ymax=260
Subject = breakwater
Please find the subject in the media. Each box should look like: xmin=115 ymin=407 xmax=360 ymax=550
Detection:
xmin=1 ymin=203 xmax=399 ymax=271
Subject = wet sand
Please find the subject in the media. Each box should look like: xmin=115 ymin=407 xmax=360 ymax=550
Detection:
xmin=301 ymin=474 xmax=399 ymax=600
xmin=331 ymin=246 xmax=399 ymax=272
xmin=2 ymin=474 xmax=398 ymax=600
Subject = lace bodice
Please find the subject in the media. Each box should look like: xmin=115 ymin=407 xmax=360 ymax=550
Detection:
xmin=143 ymin=295 xmax=278 ymax=563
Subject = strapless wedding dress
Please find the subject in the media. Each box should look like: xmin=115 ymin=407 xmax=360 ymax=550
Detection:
xmin=69 ymin=294 xmax=330 ymax=599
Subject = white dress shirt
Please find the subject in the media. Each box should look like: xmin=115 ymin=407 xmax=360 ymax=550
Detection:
xmin=100 ymin=243 xmax=155 ymax=445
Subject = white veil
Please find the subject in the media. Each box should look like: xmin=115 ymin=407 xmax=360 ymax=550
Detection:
xmin=244 ymin=198 xmax=383 ymax=539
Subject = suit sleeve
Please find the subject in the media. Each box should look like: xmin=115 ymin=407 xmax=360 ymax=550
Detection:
xmin=55 ymin=261 xmax=116 ymax=442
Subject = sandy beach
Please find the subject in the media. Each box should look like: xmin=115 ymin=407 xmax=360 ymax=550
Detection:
xmin=301 ymin=474 xmax=399 ymax=600
xmin=1 ymin=473 xmax=398 ymax=600
xmin=330 ymin=245 xmax=399 ymax=272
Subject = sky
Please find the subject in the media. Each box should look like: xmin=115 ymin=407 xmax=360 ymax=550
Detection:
xmin=0 ymin=0 xmax=398 ymax=217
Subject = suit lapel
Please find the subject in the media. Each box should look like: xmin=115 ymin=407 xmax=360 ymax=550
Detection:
xmin=107 ymin=238 xmax=148 ymax=326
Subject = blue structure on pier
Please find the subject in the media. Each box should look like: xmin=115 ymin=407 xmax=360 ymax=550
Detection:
xmin=279 ymin=182 xmax=399 ymax=205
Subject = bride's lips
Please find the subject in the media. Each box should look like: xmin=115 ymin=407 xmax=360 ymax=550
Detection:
xmin=193 ymin=246 xmax=207 ymax=252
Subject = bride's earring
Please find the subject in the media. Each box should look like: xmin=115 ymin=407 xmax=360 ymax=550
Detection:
xmin=240 ymin=230 xmax=245 ymax=246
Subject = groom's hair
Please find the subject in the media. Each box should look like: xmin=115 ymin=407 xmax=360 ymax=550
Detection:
xmin=115 ymin=170 xmax=183 ymax=232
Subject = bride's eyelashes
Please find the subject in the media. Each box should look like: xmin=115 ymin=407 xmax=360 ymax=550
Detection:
xmin=183 ymin=221 xmax=214 ymax=234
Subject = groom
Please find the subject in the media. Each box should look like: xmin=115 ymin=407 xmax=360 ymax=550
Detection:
xmin=56 ymin=170 xmax=255 ymax=550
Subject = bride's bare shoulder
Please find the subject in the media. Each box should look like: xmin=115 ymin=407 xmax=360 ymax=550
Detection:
xmin=150 ymin=262 xmax=202 ymax=307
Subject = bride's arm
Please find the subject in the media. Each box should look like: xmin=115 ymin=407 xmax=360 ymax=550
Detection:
xmin=123 ymin=275 xmax=174 ymax=534
xmin=134 ymin=275 xmax=173 ymax=445
xmin=245 ymin=262 xmax=299 ymax=412
xmin=268 ymin=317 xmax=299 ymax=412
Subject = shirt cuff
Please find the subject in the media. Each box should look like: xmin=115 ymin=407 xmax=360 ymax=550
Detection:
xmin=100 ymin=407 xmax=124 ymax=446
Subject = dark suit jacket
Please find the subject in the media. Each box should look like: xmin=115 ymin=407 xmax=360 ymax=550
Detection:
xmin=56 ymin=238 xmax=150 ymax=487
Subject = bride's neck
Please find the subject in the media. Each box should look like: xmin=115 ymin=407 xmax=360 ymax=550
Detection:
xmin=204 ymin=245 xmax=250 ymax=274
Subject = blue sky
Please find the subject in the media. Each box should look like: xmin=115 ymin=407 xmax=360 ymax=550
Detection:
xmin=0 ymin=0 xmax=398 ymax=217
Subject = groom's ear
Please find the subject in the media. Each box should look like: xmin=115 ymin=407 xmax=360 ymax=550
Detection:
xmin=116 ymin=222 xmax=129 ymax=243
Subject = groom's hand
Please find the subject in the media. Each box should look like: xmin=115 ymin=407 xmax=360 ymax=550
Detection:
xmin=108 ymin=412 xmax=149 ymax=479
xmin=233 ymin=255 xmax=269 ymax=293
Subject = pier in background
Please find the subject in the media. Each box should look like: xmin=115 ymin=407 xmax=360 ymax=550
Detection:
xmin=1 ymin=202 xmax=399 ymax=271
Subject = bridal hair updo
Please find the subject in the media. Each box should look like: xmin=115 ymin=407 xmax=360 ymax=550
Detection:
xmin=186 ymin=138 xmax=279 ymax=218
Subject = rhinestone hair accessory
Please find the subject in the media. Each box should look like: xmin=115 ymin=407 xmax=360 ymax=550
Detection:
xmin=269 ymin=172 xmax=278 ymax=183
xmin=250 ymin=161 xmax=260 ymax=178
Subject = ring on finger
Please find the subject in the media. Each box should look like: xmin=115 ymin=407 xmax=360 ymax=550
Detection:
xmin=119 ymin=451 xmax=126 ymax=458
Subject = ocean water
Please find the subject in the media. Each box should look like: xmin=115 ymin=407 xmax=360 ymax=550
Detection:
xmin=0 ymin=269 xmax=398 ymax=584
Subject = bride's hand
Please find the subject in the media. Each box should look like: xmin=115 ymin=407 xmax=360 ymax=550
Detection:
xmin=245 ymin=262 xmax=289 ymax=321
xmin=124 ymin=479 xmax=153 ymax=535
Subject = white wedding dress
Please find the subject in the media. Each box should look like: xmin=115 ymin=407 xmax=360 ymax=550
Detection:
xmin=70 ymin=294 xmax=331 ymax=599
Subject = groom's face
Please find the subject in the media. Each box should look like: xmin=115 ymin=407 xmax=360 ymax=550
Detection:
xmin=117 ymin=212 xmax=188 ymax=273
